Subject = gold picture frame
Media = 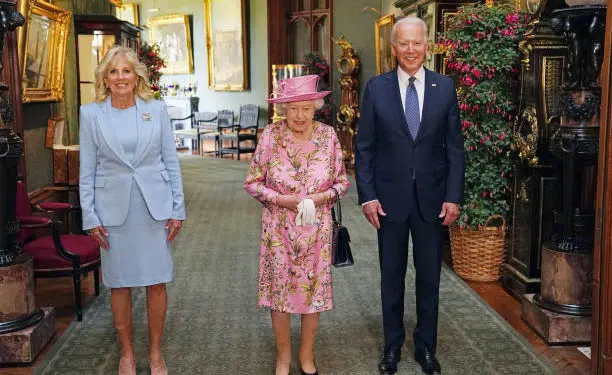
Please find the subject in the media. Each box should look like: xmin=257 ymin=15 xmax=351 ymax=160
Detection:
xmin=204 ymin=0 xmax=249 ymax=91
xmin=115 ymin=3 xmax=139 ymax=26
xmin=17 ymin=0 xmax=71 ymax=103
xmin=375 ymin=14 xmax=396 ymax=75
xmin=150 ymin=14 xmax=194 ymax=75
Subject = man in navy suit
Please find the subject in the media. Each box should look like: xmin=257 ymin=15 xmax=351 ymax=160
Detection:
xmin=355 ymin=16 xmax=465 ymax=375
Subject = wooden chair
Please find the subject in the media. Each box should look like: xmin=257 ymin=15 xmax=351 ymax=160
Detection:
xmin=218 ymin=105 xmax=260 ymax=160
xmin=194 ymin=111 xmax=219 ymax=156
xmin=216 ymin=109 xmax=235 ymax=159
xmin=16 ymin=181 xmax=100 ymax=321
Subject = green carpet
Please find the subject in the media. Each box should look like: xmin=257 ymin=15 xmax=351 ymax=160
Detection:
xmin=34 ymin=157 xmax=555 ymax=375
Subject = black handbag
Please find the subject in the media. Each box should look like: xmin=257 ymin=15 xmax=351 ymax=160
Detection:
xmin=331 ymin=187 xmax=354 ymax=268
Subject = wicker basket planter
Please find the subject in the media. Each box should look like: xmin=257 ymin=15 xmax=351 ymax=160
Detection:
xmin=449 ymin=215 xmax=507 ymax=282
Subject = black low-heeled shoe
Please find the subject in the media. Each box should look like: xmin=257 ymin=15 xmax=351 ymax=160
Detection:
xmin=300 ymin=369 xmax=319 ymax=375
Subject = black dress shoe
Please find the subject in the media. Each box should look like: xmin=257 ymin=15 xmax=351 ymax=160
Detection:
xmin=300 ymin=369 xmax=319 ymax=375
xmin=414 ymin=349 xmax=441 ymax=375
xmin=378 ymin=351 xmax=401 ymax=374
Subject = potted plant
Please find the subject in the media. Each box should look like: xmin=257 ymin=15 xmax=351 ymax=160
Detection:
xmin=436 ymin=2 xmax=530 ymax=281
xmin=138 ymin=42 xmax=166 ymax=99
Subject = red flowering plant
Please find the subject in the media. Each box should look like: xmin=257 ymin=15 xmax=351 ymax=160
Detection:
xmin=303 ymin=52 xmax=335 ymax=125
xmin=138 ymin=42 xmax=166 ymax=99
xmin=436 ymin=3 xmax=530 ymax=228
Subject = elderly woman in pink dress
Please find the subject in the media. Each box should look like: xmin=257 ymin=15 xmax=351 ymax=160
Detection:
xmin=245 ymin=75 xmax=350 ymax=375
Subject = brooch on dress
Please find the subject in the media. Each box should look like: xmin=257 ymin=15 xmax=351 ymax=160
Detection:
xmin=142 ymin=112 xmax=152 ymax=121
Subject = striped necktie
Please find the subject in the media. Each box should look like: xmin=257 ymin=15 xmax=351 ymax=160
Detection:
xmin=405 ymin=76 xmax=420 ymax=140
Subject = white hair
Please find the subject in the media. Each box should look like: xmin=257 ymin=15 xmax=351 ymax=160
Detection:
xmin=391 ymin=16 xmax=429 ymax=43
xmin=275 ymin=99 xmax=325 ymax=116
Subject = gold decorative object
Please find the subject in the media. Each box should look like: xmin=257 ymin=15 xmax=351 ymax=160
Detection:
xmin=375 ymin=14 xmax=395 ymax=75
xmin=204 ymin=0 xmax=249 ymax=91
xmin=17 ymin=0 xmax=71 ymax=103
xmin=334 ymin=36 xmax=360 ymax=133
xmin=108 ymin=0 xmax=123 ymax=6
xmin=115 ymin=3 xmax=139 ymax=26
xmin=149 ymin=14 xmax=194 ymax=75
xmin=512 ymin=105 xmax=539 ymax=166
xmin=519 ymin=39 xmax=533 ymax=71
xmin=334 ymin=36 xmax=360 ymax=166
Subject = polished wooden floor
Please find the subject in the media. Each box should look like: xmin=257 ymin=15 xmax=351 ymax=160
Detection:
xmin=0 ymin=147 xmax=591 ymax=374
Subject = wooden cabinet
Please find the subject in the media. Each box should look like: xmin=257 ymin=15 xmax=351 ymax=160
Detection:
xmin=74 ymin=15 xmax=140 ymax=107
xmin=394 ymin=0 xmax=478 ymax=73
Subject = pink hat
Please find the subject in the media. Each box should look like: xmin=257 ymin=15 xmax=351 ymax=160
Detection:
xmin=267 ymin=75 xmax=331 ymax=104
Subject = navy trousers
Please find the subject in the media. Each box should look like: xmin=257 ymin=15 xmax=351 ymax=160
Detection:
xmin=377 ymin=183 xmax=443 ymax=355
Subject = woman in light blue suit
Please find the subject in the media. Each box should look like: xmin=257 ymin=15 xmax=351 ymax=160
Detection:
xmin=79 ymin=46 xmax=185 ymax=375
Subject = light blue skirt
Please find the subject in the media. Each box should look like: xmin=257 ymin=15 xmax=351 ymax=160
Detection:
xmin=100 ymin=184 xmax=173 ymax=288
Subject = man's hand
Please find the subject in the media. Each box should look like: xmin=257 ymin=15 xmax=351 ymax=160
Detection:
xmin=276 ymin=195 xmax=302 ymax=211
xmin=165 ymin=219 xmax=183 ymax=242
xmin=363 ymin=200 xmax=386 ymax=229
xmin=439 ymin=202 xmax=459 ymax=225
xmin=88 ymin=226 xmax=109 ymax=249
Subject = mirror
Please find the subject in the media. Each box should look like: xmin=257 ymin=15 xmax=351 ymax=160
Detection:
xmin=18 ymin=0 xmax=71 ymax=103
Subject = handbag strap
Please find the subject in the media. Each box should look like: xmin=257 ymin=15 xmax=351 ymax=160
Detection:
xmin=330 ymin=187 xmax=342 ymax=225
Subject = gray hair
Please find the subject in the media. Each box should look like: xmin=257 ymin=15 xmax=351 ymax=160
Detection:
xmin=275 ymin=99 xmax=325 ymax=117
xmin=391 ymin=16 xmax=429 ymax=44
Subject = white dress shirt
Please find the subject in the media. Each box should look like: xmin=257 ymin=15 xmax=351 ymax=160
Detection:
xmin=362 ymin=66 xmax=426 ymax=207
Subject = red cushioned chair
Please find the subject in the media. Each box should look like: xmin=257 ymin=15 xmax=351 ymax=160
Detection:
xmin=16 ymin=180 xmax=100 ymax=321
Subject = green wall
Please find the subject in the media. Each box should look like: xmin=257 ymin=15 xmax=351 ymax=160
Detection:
xmin=382 ymin=0 xmax=401 ymax=16
xmin=133 ymin=0 xmax=269 ymax=122
xmin=332 ymin=0 xmax=381 ymax=105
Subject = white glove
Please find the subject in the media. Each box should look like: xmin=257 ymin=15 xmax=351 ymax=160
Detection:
xmin=296 ymin=198 xmax=316 ymax=226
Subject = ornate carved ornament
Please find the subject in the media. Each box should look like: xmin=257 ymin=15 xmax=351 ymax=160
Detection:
xmin=334 ymin=36 xmax=360 ymax=134
xmin=512 ymin=105 xmax=540 ymax=166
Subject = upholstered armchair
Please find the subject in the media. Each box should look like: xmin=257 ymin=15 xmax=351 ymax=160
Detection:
xmin=16 ymin=181 xmax=100 ymax=321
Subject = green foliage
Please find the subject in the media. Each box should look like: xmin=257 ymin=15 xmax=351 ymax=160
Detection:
xmin=437 ymin=4 xmax=530 ymax=228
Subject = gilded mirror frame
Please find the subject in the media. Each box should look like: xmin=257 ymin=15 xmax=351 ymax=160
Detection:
xmin=17 ymin=0 xmax=71 ymax=103
xmin=204 ymin=0 xmax=249 ymax=91
xmin=149 ymin=14 xmax=194 ymax=75
xmin=375 ymin=14 xmax=396 ymax=75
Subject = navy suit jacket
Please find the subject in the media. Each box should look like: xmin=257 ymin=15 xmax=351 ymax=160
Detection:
xmin=79 ymin=97 xmax=186 ymax=230
xmin=355 ymin=68 xmax=465 ymax=222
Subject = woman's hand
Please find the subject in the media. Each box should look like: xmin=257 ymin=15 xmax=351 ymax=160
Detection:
xmin=308 ymin=190 xmax=334 ymax=207
xmin=165 ymin=219 xmax=183 ymax=242
xmin=88 ymin=226 xmax=109 ymax=249
xmin=276 ymin=195 xmax=302 ymax=211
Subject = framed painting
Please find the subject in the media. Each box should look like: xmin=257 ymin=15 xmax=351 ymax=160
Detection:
xmin=115 ymin=3 xmax=139 ymax=26
xmin=150 ymin=14 xmax=194 ymax=74
xmin=375 ymin=14 xmax=396 ymax=75
xmin=204 ymin=0 xmax=249 ymax=91
xmin=17 ymin=0 xmax=71 ymax=103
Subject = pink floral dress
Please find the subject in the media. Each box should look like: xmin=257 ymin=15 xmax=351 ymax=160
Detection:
xmin=244 ymin=121 xmax=350 ymax=314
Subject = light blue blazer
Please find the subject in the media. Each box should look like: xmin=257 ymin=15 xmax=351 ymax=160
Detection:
xmin=79 ymin=97 xmax=186 ymax=231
